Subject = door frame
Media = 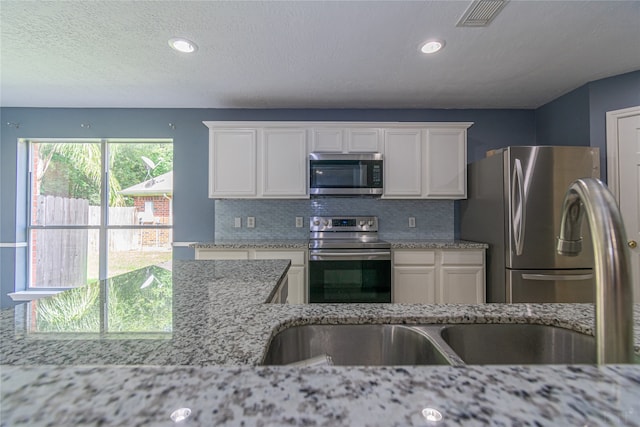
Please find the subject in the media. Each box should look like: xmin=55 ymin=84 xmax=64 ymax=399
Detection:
xmin=606 ymin=105 xmax=640 ymax=199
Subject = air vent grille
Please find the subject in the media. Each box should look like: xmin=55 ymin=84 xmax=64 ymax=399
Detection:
xmin=457 ymin=0 xmax=508 ymax=27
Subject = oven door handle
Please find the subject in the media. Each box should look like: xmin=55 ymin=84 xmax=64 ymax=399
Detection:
xmin=310 ymin=251 xmax=391 ymax=261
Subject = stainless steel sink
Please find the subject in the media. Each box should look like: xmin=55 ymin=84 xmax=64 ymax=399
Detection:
xmin=437 ymin=324 xmax=596 ymax=365
xmin=262 ymin=324 xmax=452 ymax=366
xmin=262 ymin=323 xmax=600 ymax=366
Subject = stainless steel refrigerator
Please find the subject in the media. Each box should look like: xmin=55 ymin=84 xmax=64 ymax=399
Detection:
xmin=460 ymin=146 xmax=600 ymax=303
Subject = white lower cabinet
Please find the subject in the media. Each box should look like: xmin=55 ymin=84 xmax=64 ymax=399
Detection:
xmin=393 ymin=249 xmax=485 ymax=303
xmin=195 ymin=248 xmax=307 ymax=304
xmin=195 ymin=246 xmax=483 ymax=305
xmin=284 ymin=266 xmax=305 ymax=304
xmin=393 ymin=266 xmax=436 ymax=303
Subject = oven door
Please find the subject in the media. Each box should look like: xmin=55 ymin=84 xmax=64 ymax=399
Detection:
xmin=308 ymin=249 xmax=391 ymax=303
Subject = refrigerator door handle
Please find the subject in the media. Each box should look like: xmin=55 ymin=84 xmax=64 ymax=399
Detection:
xmin=511 ymin=158 xmax=526 ymax=256
xmin=521 ymin=273 xmax=594 ymax=281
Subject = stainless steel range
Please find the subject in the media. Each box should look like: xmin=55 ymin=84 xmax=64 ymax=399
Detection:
xmin=308 ymin=216 xmax=391 ymax=303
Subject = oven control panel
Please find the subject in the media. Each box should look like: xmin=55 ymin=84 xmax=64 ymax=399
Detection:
xmin=310 ymin=216 xmax=378 ymax=232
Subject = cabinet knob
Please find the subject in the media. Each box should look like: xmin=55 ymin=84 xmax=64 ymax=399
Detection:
xmin=629 ymin=240 xmax=638 ymax=249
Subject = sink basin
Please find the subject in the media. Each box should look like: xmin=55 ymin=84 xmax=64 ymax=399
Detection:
xmin=438 ymin=324 xmax=596 ymax=365
xmin=262 ymin=323 xmax=599 ymax=366
xmin=262 ymin=324 xmax=451 ymax=366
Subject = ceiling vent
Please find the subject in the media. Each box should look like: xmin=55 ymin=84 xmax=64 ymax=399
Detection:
xmin=457 ymin=0 xmax=509 ymax=27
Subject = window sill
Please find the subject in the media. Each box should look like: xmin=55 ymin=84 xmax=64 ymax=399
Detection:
xmin=8 ymin=290 xmax=63 ymax=302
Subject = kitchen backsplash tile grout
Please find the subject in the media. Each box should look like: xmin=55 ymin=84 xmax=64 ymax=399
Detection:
xmin=214 ymin=198 xmax=454 ymax=240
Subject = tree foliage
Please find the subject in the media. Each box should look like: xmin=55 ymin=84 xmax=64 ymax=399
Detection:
xmin=37 ymin=142 xmax=173 ymax=207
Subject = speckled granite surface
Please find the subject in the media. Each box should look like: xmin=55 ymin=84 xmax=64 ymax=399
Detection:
xmin=191 ymin=239 xmax=488 ymax=249
xmin=192 ymin=240 xmax=308 ymax=249
xmin=2 ymin=259 xmax=640 ymax=426
xmin=388 ymin=239 xmax=489 ymax=249
xmin=3 ymin=364 xmax=639 ymax=426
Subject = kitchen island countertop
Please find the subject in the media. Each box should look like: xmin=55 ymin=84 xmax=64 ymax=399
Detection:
xmin=1 ymin=259 xmax=639 ymax=426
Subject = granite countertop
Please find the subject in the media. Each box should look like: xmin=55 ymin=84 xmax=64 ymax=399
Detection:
xmin=192 ymin=240 xmax=309 ymax=249
xmin=387 ymin=239 xmax=489 ymax=249
xmin=2 ymin=259 xmax=640 ymax=426
xmin=191 ymin=239 xmax=488 ymax=250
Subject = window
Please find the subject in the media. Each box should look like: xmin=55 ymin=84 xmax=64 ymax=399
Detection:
xmin=28 ymin=139 xmax=173 ymax=290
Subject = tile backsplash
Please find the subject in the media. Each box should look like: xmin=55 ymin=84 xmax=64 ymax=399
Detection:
xmin=214 ymin=198 xmax=454 ymax=240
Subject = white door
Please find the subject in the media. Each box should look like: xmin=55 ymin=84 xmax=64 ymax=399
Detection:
xmin=607 ymin=106 xmax=640 ymax=303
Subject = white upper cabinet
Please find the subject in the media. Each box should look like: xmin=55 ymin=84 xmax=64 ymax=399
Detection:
xmin=346 ymin=128 xmax=381 ymax=152
xmin=262 ymin=128 xmax=308 ymax=197
xmin=424 ymin=128 xmax=467 ymax=199
xmin=311 ymin=128 xmax=344 ymax=152
xmin=205 ymin=121 xmax=471 ymax=200
xmin=311 ymin=127 xmax=381 ymax=153
xmin=383 ymin=123 xmax=471 ymax=199
xmin=206 ymin=123 xmax=308 ymax=199
xmin=383 ymin=129 xmax=423 ymax=197
xmin=208 ymin=129 xmax=257 ymax=197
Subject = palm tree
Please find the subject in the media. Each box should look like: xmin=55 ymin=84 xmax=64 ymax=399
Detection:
xmin=36 ymin=142 xmax=125 ymax=206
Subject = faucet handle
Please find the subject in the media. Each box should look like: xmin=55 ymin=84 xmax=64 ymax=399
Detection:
xmin=629 ymin=240 xmax=637 ymax=249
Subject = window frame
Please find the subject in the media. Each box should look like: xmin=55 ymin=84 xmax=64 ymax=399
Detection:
xmin=26 ymin=138 xmax=173 ymax=291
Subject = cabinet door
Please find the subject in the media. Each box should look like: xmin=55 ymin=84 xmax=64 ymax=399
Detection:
xmin=195 ymin=249 xmax=250 ymax=260
xmin=383 ymin=129 xmax=423 ymax=197
xmin=254 ymin=250 xmax=307 ymax=304
xmin=424 ymin=128 xmax=466 ymax=199
xmin=311 ymin=128 xmax=344 ymax=152
xmin=393 ymin=266 xmax=436 ymax=303
xmin=285 ymin=266 xmax=306 ymax=304
xmin=346 ymin=129 xmax=380 ymax=152
xmin=438 ymin=266 xmax=485 ymax=303
xmin=209 ymin=129 xmax=257 ymax=198
xmin=262 ymin=129 xmax=308 ymax=197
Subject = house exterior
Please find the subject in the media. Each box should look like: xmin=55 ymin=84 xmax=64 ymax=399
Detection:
xmin=119 ymin=171 xmax=173 ymax=247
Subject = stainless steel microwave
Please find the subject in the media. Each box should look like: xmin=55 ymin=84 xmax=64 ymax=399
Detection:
xmin=309 ymin=153 xmax=383 ymax=196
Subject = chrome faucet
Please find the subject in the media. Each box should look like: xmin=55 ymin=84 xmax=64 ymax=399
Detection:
xmin=556 ymin=178 xmax=634 ymax=364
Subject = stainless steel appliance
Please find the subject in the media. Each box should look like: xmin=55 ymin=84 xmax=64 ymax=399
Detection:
xmin=308 ymin=216 xmax=391 ymax=303
xmin=460 ymin=146 xmax=600 ymax=303
xmin=309 ymin=153 xmax=383 ymax=196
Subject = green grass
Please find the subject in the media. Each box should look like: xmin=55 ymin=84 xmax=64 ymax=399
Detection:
xmin=88 ymin=249 xmax=172 ymax=280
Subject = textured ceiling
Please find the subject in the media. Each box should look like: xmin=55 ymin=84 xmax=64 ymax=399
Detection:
xmin=1 ymin=1 xmax=639 ymax=109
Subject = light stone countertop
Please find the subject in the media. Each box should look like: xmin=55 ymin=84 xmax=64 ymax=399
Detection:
xmin=192 ymin=240 xmax=309 ymax=249
xmin=1 ymin=259 xmax=639 ymax=426
xmin=387 ymin=239 xmax=489 ymax=249
xmin=191 ymin=239 xmax=488 ymax=250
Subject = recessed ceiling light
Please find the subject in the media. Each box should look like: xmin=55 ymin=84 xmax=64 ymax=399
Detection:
xmin=168 ymin=37 xmax=198 ymax=53
xmin=420 ymin=39 xmax=445 ymax=54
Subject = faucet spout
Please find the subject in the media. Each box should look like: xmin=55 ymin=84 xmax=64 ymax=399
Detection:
xmin=556 ymin=178 xmax=634 ymax=364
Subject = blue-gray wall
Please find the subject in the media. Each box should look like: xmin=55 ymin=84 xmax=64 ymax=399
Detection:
xmin=535 ymin=70 xmax=640 ymax=179
xmin=1 ymin=70 xmax=638 ymax=308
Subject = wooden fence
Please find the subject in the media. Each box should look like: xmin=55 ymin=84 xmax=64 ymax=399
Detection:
xmin=33 ymin=196 xmax=138 ymax=287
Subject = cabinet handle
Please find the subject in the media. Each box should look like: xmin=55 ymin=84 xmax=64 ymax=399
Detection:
xmin=629 ymin=240 xmax=638 ymax=249
xmin=521 ymin=273 xmax=593 ymax=281
xmin=511 ymin=158 xmax=526 ymax=256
